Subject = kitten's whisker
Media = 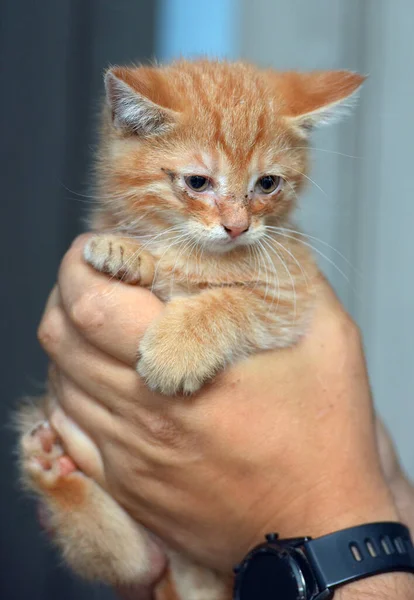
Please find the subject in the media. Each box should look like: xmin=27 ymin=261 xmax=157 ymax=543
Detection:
xmin=285 ymin=180 xmax=300 ymax=204
xmin=262 ymin=234 xmax=309 ymax=288
xmin=175 ymin=238 xmax=197 ymax=293
xmin=253 ymin=240 xmax=280 ymax=308
xmin=195 ymin=239 xmax=204 ymax=280
xmin=257 ymin=240 xmax=282 ymax=309
xmin=265 ymin=226 xmax=362 ymax=278
xmin=59 ymin=182 xmax=122 ymax=202
xmin=102 ymin=227 xmax=186 ymax=287
xmin=169 ymin=237 xmax=195 ymax=295
xmin=133 ymin=226 xmax=185 ymax=252
xmin=277 ymin=146 xmax=362 ymax=160
xmin=65 ymin=195 xmax=102 ymax=206
xmin=247 ymin=245 xmax=255 ymax=287
xmin=262 ymin=238 xmax=296 ymax=319
xmin=272 ymin=230 xmax=352 ymax=287
xmin=151 ymin=232 xmax=190 ymax=293
xmin=254 ymin=244 xmax=266 ymax=291
xmin=278 ymin=162 xmax=328 ymax=198
xmin=256 ymin=241 xmax=270 ymax=302
xmin=256 ymin=242 xmax=280 ymax=307
xmin=185 ymin=240 xmax=200 ymax=292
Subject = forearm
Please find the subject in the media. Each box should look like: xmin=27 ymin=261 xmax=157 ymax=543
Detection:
xmin=337 ymin=573 xmax=414 ymax=600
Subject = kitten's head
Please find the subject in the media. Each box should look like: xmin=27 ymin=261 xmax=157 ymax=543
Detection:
xmin=97 ymin=60 xmax=364 ymax=253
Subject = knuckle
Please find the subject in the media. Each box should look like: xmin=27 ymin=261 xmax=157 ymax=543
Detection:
xmin=37 ymin=306 xmax=65 ymax=356
xmin=330 ymin=311 xmax=364 ymax=362
xmin=346 ymin=318 xmax=363 ymax=346
xmin=339 ymin=313 xmax=362 ymax=346
xmin=141 ymin=410 xmax=180 ymax=447
xmin=329 ymin=305 xmax=360 ymax=342
xmin=69 ymin=290 xmax=104 ymax=332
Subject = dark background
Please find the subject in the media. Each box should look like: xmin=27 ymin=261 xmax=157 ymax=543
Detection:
xmin=1 ymin=2 xmax=155 ymax=598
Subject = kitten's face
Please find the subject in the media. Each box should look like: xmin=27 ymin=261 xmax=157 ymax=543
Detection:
xmin=145 ymin=127 xmax=305 ymax=253
xmin=100 ymin=61 xmax=363 ymax=254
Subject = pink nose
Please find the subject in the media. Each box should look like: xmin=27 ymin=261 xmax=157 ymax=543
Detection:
xmin=223 ymin=225 xmax=249 ymax=239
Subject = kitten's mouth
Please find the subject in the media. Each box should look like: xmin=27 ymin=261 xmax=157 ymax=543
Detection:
xmin=210 ymin=236 xmax=253 ymax=254
xmin=218 ymin=236 xmax=241 ymax=247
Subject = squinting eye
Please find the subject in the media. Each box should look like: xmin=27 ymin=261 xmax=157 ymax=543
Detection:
xmin=185 ymin=175 xmax=210 ymax=192
xmin=256 ymin=175 xmax=281 ymax=194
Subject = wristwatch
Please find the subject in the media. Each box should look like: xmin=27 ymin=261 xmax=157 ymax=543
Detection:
xmin=233 ymin=522 xmax=414 ymax=599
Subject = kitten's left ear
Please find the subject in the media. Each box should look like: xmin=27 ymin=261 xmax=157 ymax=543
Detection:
xmin=278 ymin=70 xmax=366 ymax=136
xmin=104 ymin=66 xmax=178 ymax=136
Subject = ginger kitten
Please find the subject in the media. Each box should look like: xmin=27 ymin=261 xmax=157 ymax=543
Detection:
xmin=18 ymin=60 xmax=364 ymax=600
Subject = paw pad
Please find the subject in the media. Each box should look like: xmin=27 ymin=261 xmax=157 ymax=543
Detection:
xmin=22 ymin=421 xmax=77 ymax=484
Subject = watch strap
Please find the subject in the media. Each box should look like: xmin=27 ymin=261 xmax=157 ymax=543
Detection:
xmin=304 ymin=522 xmax=414 ymax=593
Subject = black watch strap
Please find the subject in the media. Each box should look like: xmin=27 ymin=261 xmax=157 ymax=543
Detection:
xmin=234 ymin=522 xmax=414 ymax=600
xmin=304 ymin=522 xmax=414 ymax=592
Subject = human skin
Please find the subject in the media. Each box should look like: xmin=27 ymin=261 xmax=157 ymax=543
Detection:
xmin=37 ymin=235 xmax=414 ymax=599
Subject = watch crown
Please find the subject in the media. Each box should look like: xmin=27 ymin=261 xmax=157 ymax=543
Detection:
xmin=265 ymin=533 xmax=279 ymax=542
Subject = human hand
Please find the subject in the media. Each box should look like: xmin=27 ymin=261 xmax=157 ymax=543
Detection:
xmin=39 ymin=235 xmax=404 ymax=577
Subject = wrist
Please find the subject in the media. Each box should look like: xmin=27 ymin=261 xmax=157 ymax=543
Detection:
xmin=257 ymin=469 xmax=400 ymax=544
xmin=336 ymin=573 xmax=414 ymax=600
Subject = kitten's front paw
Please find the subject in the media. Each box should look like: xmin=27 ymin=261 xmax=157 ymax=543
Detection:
xmin=84 ymin=235 xmax=154 ymax=285
xmin=137 ymin=319 xmax=224 ymax=395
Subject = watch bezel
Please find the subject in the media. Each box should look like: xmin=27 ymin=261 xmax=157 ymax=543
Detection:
xmin=234 ymin=539 xmax=319 ymax=600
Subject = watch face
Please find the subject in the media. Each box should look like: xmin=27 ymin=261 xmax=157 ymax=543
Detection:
xmin=238 ymin=550 xmax=307 ymax=600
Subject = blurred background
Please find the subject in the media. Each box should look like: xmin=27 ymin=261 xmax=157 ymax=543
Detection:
xmin=1 ymin=0 xmax=413 ymax=598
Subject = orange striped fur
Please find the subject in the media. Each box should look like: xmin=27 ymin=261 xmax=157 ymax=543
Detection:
xmin=18 ymin=60 xmax=364 ymax=599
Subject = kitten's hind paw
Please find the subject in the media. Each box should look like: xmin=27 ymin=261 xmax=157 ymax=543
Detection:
xmin=84 ymin=235 xmax=154 ymax=285
xmin=20 ymin=416 xmax=166 ymax=587
xmin=21 ymin=422 xmax=83 ymax=499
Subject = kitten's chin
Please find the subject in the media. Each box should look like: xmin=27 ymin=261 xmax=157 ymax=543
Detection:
xmin=203 ymin=238 xmax=254 ymax=255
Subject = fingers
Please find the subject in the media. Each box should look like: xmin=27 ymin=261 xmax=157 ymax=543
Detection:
xmin=56 ymin=235 xmax=164 ymax=365
xmin=49 ymin=367 xmax=178 ymax=467
xmin=48 ymin=370 xmax=114 ymax=476
xmin=39 ymin=299 xmax=146 ymax=410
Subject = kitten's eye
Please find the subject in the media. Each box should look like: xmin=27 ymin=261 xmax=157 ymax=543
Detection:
xmin=185 ymin=175 xmax=210 ymax=192
xmin=256 ymin=175 xmax=281 ymax=194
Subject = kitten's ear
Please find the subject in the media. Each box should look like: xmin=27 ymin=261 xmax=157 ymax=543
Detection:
xmin=278 ymin=71 xmax=366 ymax=136
xmin=104 ymin=67 xmax=177 ymax=136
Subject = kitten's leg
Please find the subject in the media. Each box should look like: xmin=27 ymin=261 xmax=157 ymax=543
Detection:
xmin=84 ymin=234 xmax=155 ymax=285
xmin=164 ymin=553 xmax=231 ymax=600
xmin=138 ymin=286 xmax=311 ymax=395
xmin=19 ymin=404 xmax=166 ymax=591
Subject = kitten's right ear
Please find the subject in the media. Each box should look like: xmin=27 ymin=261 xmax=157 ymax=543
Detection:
xmin=276 ymin=70 xmax=366 ymax=137
xmin=104 ymin=68 xmax=176 ymax=136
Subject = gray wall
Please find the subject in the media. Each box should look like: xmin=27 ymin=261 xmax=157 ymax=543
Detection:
xmin=240 ymin=0 xmax=414 ymax=477
xmin=0 ymin=2 xmax=155 ymax=599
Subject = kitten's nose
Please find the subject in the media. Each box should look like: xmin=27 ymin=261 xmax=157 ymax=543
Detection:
xmin=223 ymin=225 xmax=249 ymax=239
